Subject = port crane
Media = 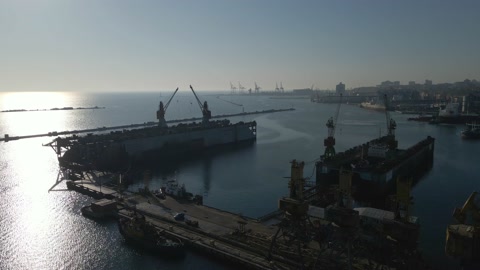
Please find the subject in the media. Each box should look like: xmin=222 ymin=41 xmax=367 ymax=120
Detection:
xmin=156 ymin=87 xmax=179 ymax=128
xmin=446 ymin=191 xmax=480 ymax=262
xmin=238 ymin=82 xmax=245 ymax=94
xmin=323 ymin=94 xmax=342 ymax=160
xmin=189 ymin=85 xmax=211 ymax=124
xmin=254 ymin=82 xmax=261 ymax=94
xmin=230 ymin=82 xmax=237 ymax=94
xmin=383 ymin=94 xmax=398 ymax=150
xmin=453 ymin=191 xmax=480 ymax=224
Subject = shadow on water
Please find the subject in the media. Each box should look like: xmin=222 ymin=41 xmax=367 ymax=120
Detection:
xmin=124 ymin=142 xmax=255 ymax=186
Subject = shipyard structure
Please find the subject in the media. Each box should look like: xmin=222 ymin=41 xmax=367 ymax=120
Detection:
xmin=47 ymin=86 xmax=257 ymax=171
xmin=316 ymin=94 xmax=435 ymax=205
xmin=316 ymin=135 xmax=434 ymax=202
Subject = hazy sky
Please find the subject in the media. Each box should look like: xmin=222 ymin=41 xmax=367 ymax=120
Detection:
xmin=1 ymin=0 xmax=479 ymax=92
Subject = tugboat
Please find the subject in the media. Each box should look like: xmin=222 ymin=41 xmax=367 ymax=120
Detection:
xmin=118 ymin=214 xmax=184 ymax=256
xmin=461 ymin=123 xmax=480 ymax=139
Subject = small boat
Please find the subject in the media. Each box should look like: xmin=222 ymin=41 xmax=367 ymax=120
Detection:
xmin=81 ymin=199 xmax=118 ymax=220
xmin=461 ymin=122 xmax=480 ymax=139
xmin=162 ymin=178 xmax=187 ymax=198
xmin=118 ymin=214 xmax=184 ymax=256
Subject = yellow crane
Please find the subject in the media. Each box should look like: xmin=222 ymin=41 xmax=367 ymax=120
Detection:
xmin=445 ymin=191 xmax=480 ymax=261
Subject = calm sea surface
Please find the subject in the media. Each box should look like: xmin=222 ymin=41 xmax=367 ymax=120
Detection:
xmin=0 ymin=91 xmax=478 ymax=269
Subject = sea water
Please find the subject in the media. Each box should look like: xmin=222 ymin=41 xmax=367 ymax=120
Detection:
xmin=0 ymin=91 xmax=477 ymax=269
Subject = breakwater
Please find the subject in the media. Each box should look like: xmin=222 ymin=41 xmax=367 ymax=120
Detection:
xmin=1 ymin=108 xmax=294 ymax=142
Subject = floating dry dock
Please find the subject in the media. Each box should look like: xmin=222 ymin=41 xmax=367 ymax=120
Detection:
xmin=316 ymin=135 xmax=435 ymax=201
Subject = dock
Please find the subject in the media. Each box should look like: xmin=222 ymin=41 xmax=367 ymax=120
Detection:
xmin=63 ymin=174 xmax=423 ymax=270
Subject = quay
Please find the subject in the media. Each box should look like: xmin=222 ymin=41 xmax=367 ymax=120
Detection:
xmin=63 ymin=167 xmax=425 ymax=270
xmin=0 ymin=108 xmax=294 ymax=142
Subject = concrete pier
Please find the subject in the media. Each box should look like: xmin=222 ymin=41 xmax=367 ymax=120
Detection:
xmin=66 ymin=179 xmax=406 ymax=270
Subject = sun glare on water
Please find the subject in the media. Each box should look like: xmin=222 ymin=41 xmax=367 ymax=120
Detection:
xmin=0 ymin=92 xmax=71 ymax=135
xmin=1 ymin=92 xmax=69 ymax=111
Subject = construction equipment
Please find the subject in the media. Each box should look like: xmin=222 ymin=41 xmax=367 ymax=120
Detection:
xmin=189 ymin=85 xmax=211 ymax=124
xmin=156 ymin=88 xmax=179 ymax=128
xmin=323 ymin=94 xmax=343 ymax=160
xmin=268 ymin=160 xmax=311 ymax=268
xmin=446 ymin=191 xmax=480 ymax=261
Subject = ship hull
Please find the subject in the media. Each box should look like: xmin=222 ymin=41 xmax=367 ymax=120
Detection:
xmin=432 ymin=115 xmax=480 ymax=124
xmin=59 ymin=120 xmax=256 ymax=170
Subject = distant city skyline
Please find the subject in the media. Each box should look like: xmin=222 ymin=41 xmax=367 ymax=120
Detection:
xmin=1 ymin=0 xmax=479 ymax=92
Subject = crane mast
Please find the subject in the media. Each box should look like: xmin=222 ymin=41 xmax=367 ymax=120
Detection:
xmin=323 ymin=94 xmax=343 ymax=160
xmin=383 ymin=94 xmax=398 ymax=150
xmin=156 ymin=87 xmax=179 ymax=128
xmin=189 ymin=85 xmax=211 ymax=124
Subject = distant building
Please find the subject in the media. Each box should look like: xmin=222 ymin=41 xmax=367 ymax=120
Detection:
xmin=336 ymin=82 xmax=346 ymax=95
xmin=379 ymin=80 xmax=400 ymax=87
xmin=425 ymin=80 xmax=433 ymax=86
xmin=408 ymin=81 xmax=416 ymax=86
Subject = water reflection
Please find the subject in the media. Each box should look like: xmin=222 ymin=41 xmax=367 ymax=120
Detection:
xmin=0 ymin=92 xmax=70 ymax=135
xmin=202 ymin=158 xmax=212 ymax=196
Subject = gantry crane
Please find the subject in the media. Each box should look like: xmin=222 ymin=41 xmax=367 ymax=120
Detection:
xmin=383 ymin=94 xmax=398 ymax=150
xmin=323 ymin=94 xmax=343 ymax=160
xmin=189 ymin=85 xmax=211 ymax=124
xmin=156 ymin=87 xmax=179 ymax=128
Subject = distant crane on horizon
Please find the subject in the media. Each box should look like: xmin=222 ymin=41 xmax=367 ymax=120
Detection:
xmin=230 ymin=82 xmax=237 ymax=94
xmin=254 ymin=82 xmax=261 ymax=94
xmin=238 ymin=82 xmax=246 ymax=94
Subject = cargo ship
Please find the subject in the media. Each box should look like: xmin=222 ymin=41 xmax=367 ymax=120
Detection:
xmin=52 ymin=86 xmax=257 ymax=171
xmin=430 ymin=103 xmax=480 ymax=124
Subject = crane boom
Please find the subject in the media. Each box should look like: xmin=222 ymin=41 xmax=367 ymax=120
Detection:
xmin=157 ymin=87 xmax=179 ymax=127
xmin=332 ymin=94 xmax=343 ymax=137
xmin=189 ymin=85 xmax=211 ymax=124
xmin=453 ymin=191 xmax=480 ymax=224
xmin=163 ymin=87 xmax=179 ymax=112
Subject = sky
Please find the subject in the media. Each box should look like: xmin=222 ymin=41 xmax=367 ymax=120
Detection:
xmin=1 ymin=0 xmax=479 ymax=92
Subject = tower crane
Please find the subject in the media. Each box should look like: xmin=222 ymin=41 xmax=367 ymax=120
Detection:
xmin=323 ymin=94 xmax=343 ymax=160
xmin=189 ymin=85 xmax=211 ymax=124
xmin=383 ymin=94 xmax=398 ymax=150
xmin=156 ymin=87 xmax=179 ymax=128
